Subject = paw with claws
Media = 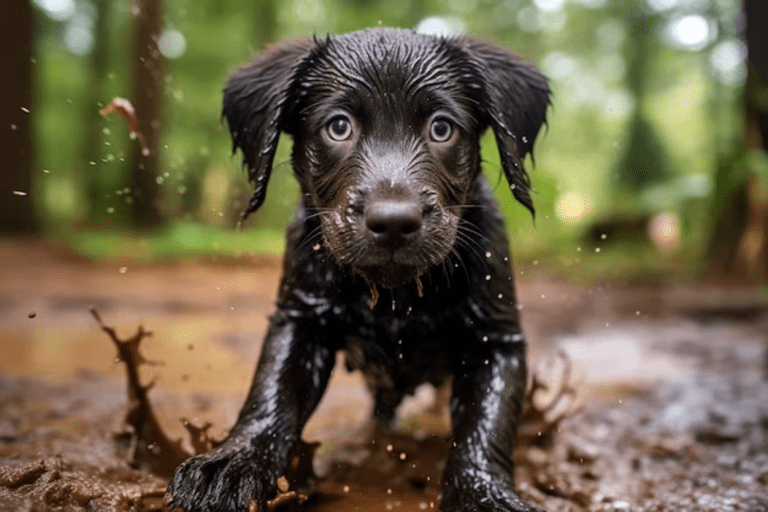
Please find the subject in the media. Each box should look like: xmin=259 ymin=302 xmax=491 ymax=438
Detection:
xmin=166 ymin=443 xmax=280 ymax=512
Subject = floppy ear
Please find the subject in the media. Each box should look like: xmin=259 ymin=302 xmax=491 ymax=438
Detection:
xmin=462 ymin=38 xmax=550 ymax=215
xmin=223 ymin=39 xmax=314 ymax=220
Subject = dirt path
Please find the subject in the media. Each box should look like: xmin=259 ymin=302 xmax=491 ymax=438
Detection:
xmin=1 ymin=242 xmax=767 ymax=511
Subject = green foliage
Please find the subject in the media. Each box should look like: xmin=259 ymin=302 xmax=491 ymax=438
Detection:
xmin=67 ymin=221 xmax=287 ymax=261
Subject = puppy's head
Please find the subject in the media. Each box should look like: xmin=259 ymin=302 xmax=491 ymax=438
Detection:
xmin=224 ymin=28 xmax=549 ymax=289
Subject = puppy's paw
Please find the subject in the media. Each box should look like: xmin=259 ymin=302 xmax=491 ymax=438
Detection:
xmin=442 ymin=471 xmax=543 ymax=512
xmin=166 ymin=444 xmax=279 ymax=512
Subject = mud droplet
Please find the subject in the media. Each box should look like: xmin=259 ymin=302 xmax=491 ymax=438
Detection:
xmin=12 ymin=190 xmax=27 ymax=197
xmin=119 ymin=267 xmax=128 ymax=274
xmin=485 ymin=274 xmax=491 ymax=281
xmin=27 ymin=311 xmax=36 ymax=319
xmin=386 ymin=444 xmax=393 ymax=452
xmin=399 ymin=452 xmax=407 ymax=461
xmin=312 ymin=243 xmax=321 ymax=251
xmin=343 ymin=485 xmax=350 ymax=493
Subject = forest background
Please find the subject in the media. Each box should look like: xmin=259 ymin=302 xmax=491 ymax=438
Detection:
xmin=2 ymin=0 xmax=766 ymax=285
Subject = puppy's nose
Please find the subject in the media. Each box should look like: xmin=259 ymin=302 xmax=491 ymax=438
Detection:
xmin=365 ymin=200 xmax=422 ymax=249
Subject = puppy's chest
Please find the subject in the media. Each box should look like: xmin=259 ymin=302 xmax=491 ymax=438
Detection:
xmin=341 ymin=303 xmax=461 ymax=387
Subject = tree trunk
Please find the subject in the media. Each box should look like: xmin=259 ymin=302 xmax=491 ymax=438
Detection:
xmin=0 ymin=0 xmax=36 ymax=233
xmin=707 ymin=0 xmax=768 ymax=282
xmin=85 ymin=0 xmax=111 ymax=219
xmin=130 ymin=0 xmax=165 ymax=227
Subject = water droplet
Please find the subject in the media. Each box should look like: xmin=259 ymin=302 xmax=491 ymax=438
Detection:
xmin=497 ymin=293 xmax=503 ymax=299
xmin=600 ymin=233 xmax=607 ymax=240
xmin=21 ymin=107 xmax=30 ymax=114
xmin=89 ymin=161 xmax=96 ymax=166
xmin=485 ymin=274 xmax=491 ymax=281
xmin=386 ymin=444 xmax=393 ymax=452
xmin=156 ymin=176 xmax=164 ymax=184
xmin=482 ymin=336 xmax=488 ymax=342
xmin=142 ymin=147 xmax=150 ymax=156
xmin=343 ymin=485 xmax=350 ymax=493
xmin=106 ymin=207 xmax=115 ymax=214
xmin=312 ymin=243 xmax=320 ymax=251
xmin=119 ymin=267 xmax=128 ymax=274
xmin=595 ymin=247 xmax=601 ymax=253
xmin=10 ymin=124 xmax=17 ymax=130
xmin=485 ymin=251 xmax=491 ymax=259
xmin=399 ymin=453 xmax=407 ymax=460
xmin=12 ymin=190 xmax=27 ymax=196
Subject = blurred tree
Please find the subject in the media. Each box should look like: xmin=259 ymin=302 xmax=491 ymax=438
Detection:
xmin=84 ymin=0 xmax=112 ymax=220
xmin=0 ymin=0 xmax=36 ymax=233
xmin=615 ymin=4 xmax=670 ymax=198
xmin=130 ymin=0 xmax=165 ymax=227
xmin=707 ymin=0 xmax=768 ymax=281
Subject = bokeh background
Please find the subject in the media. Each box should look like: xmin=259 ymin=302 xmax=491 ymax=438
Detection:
xmin=3 ymin=0 xmax=767 ymax=284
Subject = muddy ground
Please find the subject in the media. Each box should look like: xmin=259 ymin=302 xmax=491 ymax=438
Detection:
xmin=1 ymin=241 xmax=767 ymax=511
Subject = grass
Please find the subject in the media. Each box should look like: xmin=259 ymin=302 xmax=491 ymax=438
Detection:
xmin=63 ymin=221 xmax=287 ymax=262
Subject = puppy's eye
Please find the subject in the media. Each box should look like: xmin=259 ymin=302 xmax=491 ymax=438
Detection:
xmin=327 ymin=116 xmax=352 ymax=141
xmin=429 ymin=118 xmax=453 ymax=142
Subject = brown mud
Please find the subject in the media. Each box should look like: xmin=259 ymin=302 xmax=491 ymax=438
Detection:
xmin=1 ymin=241 xmax=768 ymax=511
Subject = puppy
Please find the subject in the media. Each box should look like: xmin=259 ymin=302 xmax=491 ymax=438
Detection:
xmin=167 ymin=28 xmax=550 ymax=512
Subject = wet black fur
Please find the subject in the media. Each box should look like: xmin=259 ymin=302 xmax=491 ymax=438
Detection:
xmin=167 ymin=28 xmax=550 ymax=512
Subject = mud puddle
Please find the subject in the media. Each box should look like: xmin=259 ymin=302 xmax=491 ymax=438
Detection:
xmin=1 ymin=244 xmax=768 ymax=511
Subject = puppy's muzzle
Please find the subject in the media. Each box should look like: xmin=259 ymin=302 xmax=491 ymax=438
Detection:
xmin=365 ymin=199 xmax=423 ymax=251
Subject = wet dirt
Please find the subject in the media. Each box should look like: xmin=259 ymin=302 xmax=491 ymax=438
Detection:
xmin=1 ymin=241 xmax=768 ymax=511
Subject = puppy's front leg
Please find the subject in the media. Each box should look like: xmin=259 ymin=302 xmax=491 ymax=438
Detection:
xmin=442 ymin=339 xmax=542 ymax=512
xmin=167 ymin=312 xmax=335 ymax=512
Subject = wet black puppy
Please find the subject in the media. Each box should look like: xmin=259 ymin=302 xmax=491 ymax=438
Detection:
xmin=167 ymin=28 xmax=549 ymax=512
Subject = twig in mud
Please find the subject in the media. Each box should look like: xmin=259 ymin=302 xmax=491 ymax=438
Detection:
xmin=90 ymin=307 xmax=190 ymax=478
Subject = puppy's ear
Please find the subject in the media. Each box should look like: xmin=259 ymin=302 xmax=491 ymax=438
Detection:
xmin=223 ymin=39 xmax=314 ymax=220
xmin=463 ymin=39 xmax=550 ymax=215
